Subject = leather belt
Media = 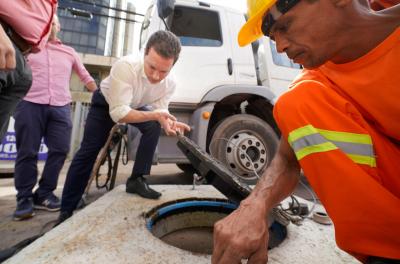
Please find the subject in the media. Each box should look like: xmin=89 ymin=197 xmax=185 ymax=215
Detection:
xmin=0 ymin=20 xmax=32 ymax=55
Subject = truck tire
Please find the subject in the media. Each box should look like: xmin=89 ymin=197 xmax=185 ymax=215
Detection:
xmin=209 ymin=114 xmax=278 ymax=184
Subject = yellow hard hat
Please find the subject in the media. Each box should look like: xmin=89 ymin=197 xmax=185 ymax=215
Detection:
xmin=238 ymin=0 xmax=278 ymax=47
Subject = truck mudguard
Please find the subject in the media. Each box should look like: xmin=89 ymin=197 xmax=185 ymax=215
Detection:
xmin=201 ymin=84 xmax=276 ymax=104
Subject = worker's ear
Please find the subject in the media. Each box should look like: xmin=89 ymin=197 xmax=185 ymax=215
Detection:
xmin=331 ymin=0 xmax=352 ymax=8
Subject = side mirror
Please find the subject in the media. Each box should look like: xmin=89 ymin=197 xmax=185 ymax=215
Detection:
xmin=157 ymin=0 xmax=175 ymax=19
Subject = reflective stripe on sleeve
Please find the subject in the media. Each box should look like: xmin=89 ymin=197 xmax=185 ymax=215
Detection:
xmin=288 ymin=125 xmax=376 ymax=167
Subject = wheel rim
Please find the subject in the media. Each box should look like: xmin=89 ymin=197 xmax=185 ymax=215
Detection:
xmin=225 ymin=131 xmax=269 ymax=180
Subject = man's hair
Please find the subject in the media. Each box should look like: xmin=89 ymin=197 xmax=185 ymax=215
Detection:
xmin=145 ymin=30 xmax=181 ymax=63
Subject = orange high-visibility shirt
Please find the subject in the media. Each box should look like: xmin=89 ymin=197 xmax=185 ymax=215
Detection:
xmin=318 ymin=27 xmax=400 ymax=143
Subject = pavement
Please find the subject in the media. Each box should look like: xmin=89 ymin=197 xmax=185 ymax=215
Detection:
xmin=0 ymin=159 xmax=322 ymax=261
xmin=0 ymin=160 xmax=193 ymax=253
xmin=4 ymin=185 xmax=357 ymax=264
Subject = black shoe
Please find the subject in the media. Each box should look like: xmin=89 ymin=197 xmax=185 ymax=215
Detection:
xmin=54 ymin=211 xmax=73 ymax=227
xmin=126 ymin=176 xmax=161 ymax=199
xmin=13 ymin=197 xmax=35 ymax=221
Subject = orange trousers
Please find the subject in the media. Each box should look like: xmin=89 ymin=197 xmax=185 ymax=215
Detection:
xmin=274 ymin=81 xmax=400 ymax=262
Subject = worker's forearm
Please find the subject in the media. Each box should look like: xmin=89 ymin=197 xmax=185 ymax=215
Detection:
xmin=243 ymin=139 xmax=301 ymax=214
xmin=118 ymin=109 xmax=159 ymax=124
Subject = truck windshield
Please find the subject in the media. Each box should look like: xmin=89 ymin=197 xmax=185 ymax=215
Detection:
xmin=169 ymin=6 xmax=222 ymax=47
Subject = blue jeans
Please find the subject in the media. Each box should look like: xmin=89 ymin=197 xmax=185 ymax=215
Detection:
xmin=14 ymin=101 xmax=72 ymax=200
xmin=0 ymin=43 xmax=32 ymax=141
xmin=61 ymin=90 xmax=161 ymax=213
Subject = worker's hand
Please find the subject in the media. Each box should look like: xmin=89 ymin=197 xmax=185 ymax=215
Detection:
xmin=171 ymin=121 xmax=191 ymax=135
xmin=212 ymin=198 xmax=269 ymax=264
xmin=157 ymin=112 xmax=177 ymax=136
xmin=0 ymin=25 xmax=16 ymax=70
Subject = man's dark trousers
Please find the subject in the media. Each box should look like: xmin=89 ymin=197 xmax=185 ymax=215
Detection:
xmin=61 ymin=90 xmax=161 ymax=213
xmin=14 ymin=101 xmax=72 ymax=201
xmin=0 ymin=43 xmax=32 ymax=141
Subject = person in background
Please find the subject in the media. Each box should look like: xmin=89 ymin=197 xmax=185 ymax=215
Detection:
xmin=212 ymin=0 xmax=399 ymax=263
xmin=13 ymin=15 xmax=97 ymax=221
xmin=57 ymin=30 xmax=190 ymax=224
xmin=0 ymin=0 xmax=57 ymax=141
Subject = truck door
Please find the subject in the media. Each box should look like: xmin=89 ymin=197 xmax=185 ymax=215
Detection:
xmin=225 ymin=9 xmax=257 ymax=86
xmin=166 ymin=4 xmax=235 ymax=104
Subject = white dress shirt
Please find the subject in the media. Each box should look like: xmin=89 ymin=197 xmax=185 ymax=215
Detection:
xmin=100 ymin=55 xmax=176 ymax=123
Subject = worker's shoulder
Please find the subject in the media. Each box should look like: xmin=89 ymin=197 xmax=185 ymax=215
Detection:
xmin=288 ymin=69 xmax=329 ymax=90
xmin=273 ymin=69 xmax=329 ymax=109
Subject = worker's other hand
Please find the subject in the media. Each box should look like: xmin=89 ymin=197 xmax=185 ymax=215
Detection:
xmin=0 ymin=26 xmax=16 ymax=70
xmin=212 ymin=198 xmax=269 ymax=264
xmin=171 ymin=121 xmax=191 ymax=135
xmin=157 ymin=112 xmax=177 ymax=136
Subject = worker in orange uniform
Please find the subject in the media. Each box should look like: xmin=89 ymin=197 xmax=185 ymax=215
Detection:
xmin=212 ymin=0 xmax=400 ymax=263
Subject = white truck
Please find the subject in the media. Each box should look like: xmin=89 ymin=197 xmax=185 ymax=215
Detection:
xmin=128 ymin=0 xmax=301 ymax=183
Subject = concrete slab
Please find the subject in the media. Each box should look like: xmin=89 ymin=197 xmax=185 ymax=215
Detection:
xmin=5 ymin=185 xmax=359 ymax=264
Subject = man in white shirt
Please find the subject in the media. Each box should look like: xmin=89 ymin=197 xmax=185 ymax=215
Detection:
xmin=58 ymin=31 xmax=190 ymax=223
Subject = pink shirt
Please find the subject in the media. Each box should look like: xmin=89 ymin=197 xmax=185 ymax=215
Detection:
xmin=0 ymin=0 xmax=56 ymax=49
xmin=24 ymin=39 xmax=95 ymax=106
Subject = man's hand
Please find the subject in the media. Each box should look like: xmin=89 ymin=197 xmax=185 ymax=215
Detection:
xmin=157 ymin=112 xmax=177 ymax=136
xmin=156 ymin=112 xmax=190 ymax=136
xmin=212 ymin=198 xmax=269 ymax=264
xmin=0 ymin=25 xmax=16 ymax=70
xmin=171 ymin=121 xmax=191 ymax=135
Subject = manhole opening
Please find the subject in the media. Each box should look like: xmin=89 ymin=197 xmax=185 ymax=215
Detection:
xmin=145 ymin=198 xmax=287 ymax=255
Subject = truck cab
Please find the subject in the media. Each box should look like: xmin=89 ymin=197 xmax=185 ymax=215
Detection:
xmin=128 ymin=0 xmax=301 ymax=183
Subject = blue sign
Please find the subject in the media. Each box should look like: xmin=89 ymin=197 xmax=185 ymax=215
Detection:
xmin=0 ymin=118 xmax=48 ymax=160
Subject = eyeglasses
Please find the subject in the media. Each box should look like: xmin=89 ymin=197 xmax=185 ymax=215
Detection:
xmin=261 ymin=13 xmax=275 ymax=37
xmin=261 ymin=0 xmax=300 ymax=37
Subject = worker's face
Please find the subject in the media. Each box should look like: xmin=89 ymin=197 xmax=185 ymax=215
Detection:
xmin=267 ymin=0 xmax=344 ymax=69
xmin=144 ymin=47 xmax=175 ymax=84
